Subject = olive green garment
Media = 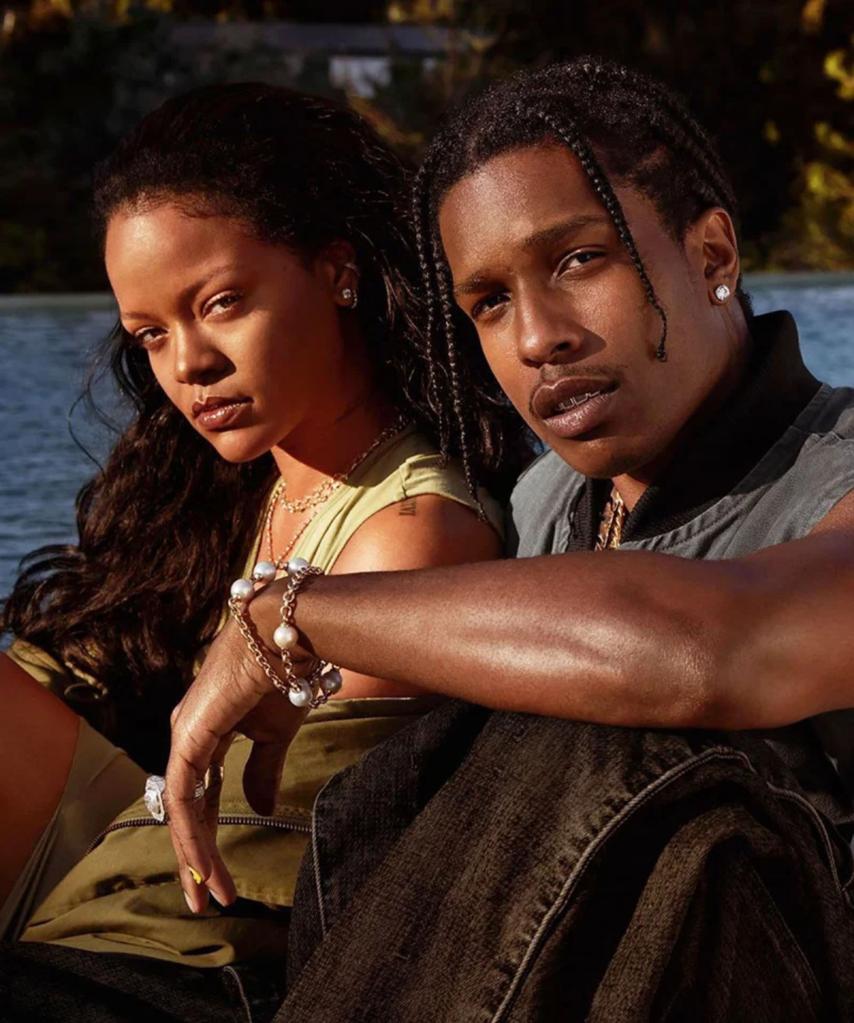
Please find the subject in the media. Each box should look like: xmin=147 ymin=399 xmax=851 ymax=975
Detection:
xmin=9 ymin=427 xmax=503 ymax=966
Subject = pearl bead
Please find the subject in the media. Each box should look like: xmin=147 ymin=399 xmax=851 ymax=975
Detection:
xmin=252 ymin=561 xmax=277 ymax=583
xmin=287 ymin=557 xmax=309 ymax=575
xmin=287 ymin=679 xmax=314 ymax=708
xmin=273 ymin=624 xmax=299 ymax=651
xmin=320 ymin=668 xmax=343 ymax=695
xmin=230 ymin=578 xmax=255 ymax=602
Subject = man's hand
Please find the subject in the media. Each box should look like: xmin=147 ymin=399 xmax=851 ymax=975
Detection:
xmin=164 ymin=615 xmax=307 ymax=912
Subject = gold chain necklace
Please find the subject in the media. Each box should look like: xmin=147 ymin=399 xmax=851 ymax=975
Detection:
xmin=265 ymin=413 xmax=409 ymax=568
xmin=594 ymin=487 xmax=626 ymax=551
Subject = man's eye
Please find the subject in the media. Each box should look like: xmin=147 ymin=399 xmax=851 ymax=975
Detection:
xmin=557 ymin=250 xmax=604 ymax=274
xmin=204 ymin=291 xmax=242 ymax=316
xmin=471 ymin=292 xmax=508 ymax=320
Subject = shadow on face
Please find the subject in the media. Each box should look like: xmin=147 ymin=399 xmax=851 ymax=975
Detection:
xmin=105 ymin=201 xmax=366 ymax=465
xmin=438 ymin=142 xmax=746 ymax=483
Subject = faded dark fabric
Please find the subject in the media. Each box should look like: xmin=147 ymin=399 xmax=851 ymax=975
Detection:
xmin=280 ymin=701 xmax=854 ymax=1021
xmin=0 ymin=941 xmax=285 ymax=1022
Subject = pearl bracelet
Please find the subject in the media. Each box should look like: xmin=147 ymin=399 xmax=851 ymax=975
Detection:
xmin=228 ymin=558 xmax=342 ymax=709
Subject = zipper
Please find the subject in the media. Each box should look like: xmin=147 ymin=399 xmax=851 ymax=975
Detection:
xmin=87 ymin=812 xmax=312 ymax=854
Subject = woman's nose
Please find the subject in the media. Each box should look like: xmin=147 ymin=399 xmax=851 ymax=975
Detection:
xmin=171 ymin=326 xmax=228 ymax=386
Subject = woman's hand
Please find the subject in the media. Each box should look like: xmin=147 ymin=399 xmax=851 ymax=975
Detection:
xmin=164 ymin=614 xmax=308 ymax=912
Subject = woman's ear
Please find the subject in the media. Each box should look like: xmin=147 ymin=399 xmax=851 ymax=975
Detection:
xmin=317 ymin=240 xmax=360 ymax=309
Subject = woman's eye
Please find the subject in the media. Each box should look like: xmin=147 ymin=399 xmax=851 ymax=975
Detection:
xmin=557 ymin=250 xmax=604 ymax=275
xmin=471 ymin=292 xmax=509 ymax=321
xmin=203 ymin=291 xmax=242 ymax=317
xmin=132 ymin=327 xmax=165 ymax=349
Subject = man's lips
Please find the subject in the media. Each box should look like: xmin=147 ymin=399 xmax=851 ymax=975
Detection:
xmin=530 ymin=376 xmax=617 ymax=422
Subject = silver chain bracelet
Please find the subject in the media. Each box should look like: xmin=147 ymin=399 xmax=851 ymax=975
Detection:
xmin=228 ymin=558 xmax=342 ymax=708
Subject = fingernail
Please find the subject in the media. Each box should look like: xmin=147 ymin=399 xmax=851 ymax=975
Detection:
xmin=184 ymin=890 xmax=196 ymax=913
xmin=188 ymin=865 xmax=203 ymax=885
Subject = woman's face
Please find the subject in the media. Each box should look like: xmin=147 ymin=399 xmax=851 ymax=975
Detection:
xmin=105 ymin=202 xmax=358 ymax=463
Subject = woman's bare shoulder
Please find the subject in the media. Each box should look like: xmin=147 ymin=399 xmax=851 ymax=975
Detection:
xmin=330 ymin=493 xmax=502 ymax=575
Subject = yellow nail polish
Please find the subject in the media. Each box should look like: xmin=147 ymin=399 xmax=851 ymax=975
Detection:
xmin=188 ymin=866 xmax=203 ymax=885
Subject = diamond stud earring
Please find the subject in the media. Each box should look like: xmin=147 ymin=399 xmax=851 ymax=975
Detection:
xmin=341 ymin=287 xmax=358 ymax=309
xmin=713 ymin=283 xmax=731 ymax=303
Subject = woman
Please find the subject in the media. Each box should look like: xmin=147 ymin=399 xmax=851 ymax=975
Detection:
xmin=0 ymin=83 xmax=520 ymax=967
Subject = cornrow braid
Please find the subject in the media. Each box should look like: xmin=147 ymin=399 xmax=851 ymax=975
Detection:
xmin=411 ymin=159 xmax=450 ymax=451
xmin=525 ymin=104 xmax=670 ymax=362
xmin=411 ymin=56 xmax=751 ymax=461
xmin=434 ymin=255 xmax=482 ymax=510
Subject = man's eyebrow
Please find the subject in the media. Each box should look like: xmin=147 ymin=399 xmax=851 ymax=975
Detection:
xmin=452 ymin=214 xmax=612 ymax=297
xmin=521 ymin=214 xmax=612 ymax=252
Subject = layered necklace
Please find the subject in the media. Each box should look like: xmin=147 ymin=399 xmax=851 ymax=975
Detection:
xmin=594 ymin=487 xmax=627 ymax=551
xmin=264 ymin=413 xmax=409 ymax=569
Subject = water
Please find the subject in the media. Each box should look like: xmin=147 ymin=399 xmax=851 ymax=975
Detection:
xmin=1 ymin=276 xmax=853 ymax=597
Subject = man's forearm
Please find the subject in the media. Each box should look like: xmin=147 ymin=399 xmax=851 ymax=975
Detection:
xmin=251 ymin=552 xmax=739 ymax=726
xmin=251 ymin=534 xmax=854 ymax=729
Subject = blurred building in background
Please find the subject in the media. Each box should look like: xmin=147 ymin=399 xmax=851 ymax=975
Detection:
xmin=1 ymin=0 xmax=852 ymax=290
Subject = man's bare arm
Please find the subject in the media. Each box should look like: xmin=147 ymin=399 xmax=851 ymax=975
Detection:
xmin=250 ymin=492 xmax=854 ymax=730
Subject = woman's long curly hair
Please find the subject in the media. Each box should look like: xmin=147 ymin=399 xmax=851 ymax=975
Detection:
xmin=2 ymin=84 xmax=533 ymax=770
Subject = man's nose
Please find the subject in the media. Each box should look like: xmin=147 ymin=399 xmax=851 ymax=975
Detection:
xmin=515 ymin=290 xmax=586 ymax=368
xmin=172 ymin=325 xmax=227 ymax=386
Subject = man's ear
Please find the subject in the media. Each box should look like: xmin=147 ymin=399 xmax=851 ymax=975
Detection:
xmin=685 ymin=207 xmax=740 ymax=298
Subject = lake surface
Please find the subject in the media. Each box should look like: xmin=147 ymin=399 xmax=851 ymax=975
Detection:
xmin=1 ymin=276 xmax=853 ymax=598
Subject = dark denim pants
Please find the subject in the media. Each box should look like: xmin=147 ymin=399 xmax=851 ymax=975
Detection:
xmin=3 ymin=702 xmax=854 ymax=1021
xmin=281 ymin=702 xmax=854 ymax=1022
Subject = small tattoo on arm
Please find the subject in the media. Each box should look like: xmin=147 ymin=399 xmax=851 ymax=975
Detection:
xmin=399 ymin=498 xmax=417 ymax=516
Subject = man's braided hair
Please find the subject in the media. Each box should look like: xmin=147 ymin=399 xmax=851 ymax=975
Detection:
xmin=412 ymin=56 xmax=752 ymax=498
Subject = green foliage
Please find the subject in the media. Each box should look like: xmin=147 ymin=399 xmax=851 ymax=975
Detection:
xmin=0 ymin=6 xmax=297 ymax=289
xmin=1 ymin=0 xmax=851 ymax=289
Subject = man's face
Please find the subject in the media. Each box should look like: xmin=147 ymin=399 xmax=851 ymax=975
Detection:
xmin=439 ymin=143 xmax=735 ymax=481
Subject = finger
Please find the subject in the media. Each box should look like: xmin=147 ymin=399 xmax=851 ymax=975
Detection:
xmin=243 ymin=740 xmax=289 ymax=816
xmin=172 ymin=823 xmax=209 ymax=916
xmin=166 ymin=725 xmax=223 ymax=912
xmin=202 ymin=732 xmax=233 ymax=835
xmin=201 ymin=734 xmax=237 ymax=907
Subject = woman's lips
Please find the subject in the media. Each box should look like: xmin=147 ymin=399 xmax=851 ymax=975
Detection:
xmin=192 ymin=397 xmax=252 ymax=431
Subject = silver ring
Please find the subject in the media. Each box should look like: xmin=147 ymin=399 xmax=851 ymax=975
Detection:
xmin=144 ymin=775 xmax=167 ymax=822
xmin=143 ymin=775 xmax=205 ymax=823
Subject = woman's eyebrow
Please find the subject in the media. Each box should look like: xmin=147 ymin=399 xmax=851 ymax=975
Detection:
xmin=120 ymin=264 xmax=243 ymax=320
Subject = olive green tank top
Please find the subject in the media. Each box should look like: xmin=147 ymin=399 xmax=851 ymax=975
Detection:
xmin=13 ymin=426 xmax=502 ymax=966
